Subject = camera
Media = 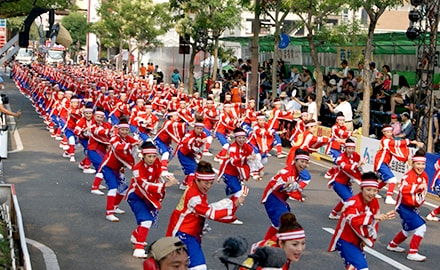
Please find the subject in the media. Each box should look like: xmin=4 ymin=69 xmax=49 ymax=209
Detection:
xmin=1 ymin=94 xmax=9 ymax=105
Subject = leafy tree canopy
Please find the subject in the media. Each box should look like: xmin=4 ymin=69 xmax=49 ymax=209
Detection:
xmin=0 ymin=0 xmax=72 ymax=18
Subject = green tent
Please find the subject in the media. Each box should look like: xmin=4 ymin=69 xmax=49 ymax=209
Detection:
xmin=220 ymin=32 xmax=440 ymax=55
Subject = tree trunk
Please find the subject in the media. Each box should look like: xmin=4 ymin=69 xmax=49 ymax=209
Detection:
xmin=250 ymin=0 xmax=261 ymax=107
xmin=211 ymin=38 xmax=219 ymax=84
xmin=188 ymin=44 xmax=197 ymax=95
xmin=272 ymin=32 xmax=280 ymax=96
xmin=361 ymin=19 xmax=377 ymax=137
xmin=307 ymin=33 xmax=323 ymax=112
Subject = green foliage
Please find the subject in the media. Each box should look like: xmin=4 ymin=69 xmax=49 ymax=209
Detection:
xmin=93 ymin=0 xmax=173 ymax=51
xmin=0 ymin=0 xmax=72 ymax=18
xmin=61 ymin=12 xmax=88 ymax=52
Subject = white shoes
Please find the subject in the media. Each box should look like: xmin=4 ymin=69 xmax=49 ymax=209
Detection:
xmin=230 ymin=219 xmax=244 ymax=225
xmin=114 ymin=207 xmax=125 ymax=214
xmin=91 ymin=189 xmax=105 ymax=196
xmin=375 ymin=193 xmax=382 ymax=199
xmin=203 ymin=151 xmax=213 ymax=156
xmin=130 ymin=235 xmax=147 ymax=246
xmin=69 ymin=156 xmax=76 ymax=162
xmin=328 ymin=213 xmax=340 ymax=220
xmin=83 ymin=168 xmax=96 ymax=174
xmin=99 ymin=184 xmax=107 ymax=190
xmin=426 ymin=214 xmax=439 ymax=221
xmin=407 ymin=253 xmax=426 ymax=262
xmin=277 ymin=153 xmax=287 ymax=159
xmin=106 ymin=214 xmax=119 ymax=222
xmin=385 ymin=196 xmax=396 ymax=205
xmin=386 ymin=244 xmax=405 ymax=253
xmin=133 ymin=248 xmax=147 ymax=258
xmin=62 ymin=152 xmax=70 ymax=158
xmin=179 ymin=183 xmax=187 ymax=191
xmin=78 ymin=163 xmax=85 ymax=170
xmin=55 ymin=136 xmax=63 ymax=141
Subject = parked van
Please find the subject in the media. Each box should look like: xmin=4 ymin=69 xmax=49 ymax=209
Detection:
xmin=15 ymin=48 xmax=34 ymax=65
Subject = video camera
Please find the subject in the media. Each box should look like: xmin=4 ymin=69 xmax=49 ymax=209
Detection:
xmin=215 ymin=236 xmax=286 ymax=270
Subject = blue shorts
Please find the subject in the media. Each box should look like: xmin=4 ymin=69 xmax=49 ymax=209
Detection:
xmin=130 ymin=124 xmax=138 ymax=134
xmin=178 ymin=150 xmax=197 ymax=176
xmin=203 ymin=127 xmax=212 ymax=137
xmin=109 ymin=114 xmax=119 ymax=125
xmin=154 ymin=138 xmax=174 ymax=159
xmin=216 ymin=132 xmax=229 ymax=146
xmin=328 ymin=148 xmax=341 ymax=163
xmin=397 ymin=204 xmax=425 ymax=231
xmin=175 ymin=231 xmax=205 ymax=268
xmin=377 ymin=163 xmax=394 ymax=182
xmin=64 ymin=128 xmax=75 ymax=140
xmin=101 ymin=165 xmax=121 ymax=190
xmin=127 ymin=193 xmax=157 ymax=225
xmin=272 ymin=131 xmax=281 ymax=146
xmin=249 ymin=143 xmax=268 ymax=159
xmin=264 ymin=193 xmax=290 ymax=227
xmin=336 ymin=238 xmax=368 ymax=270
xmin=223 ymin=174 xmax=241 ymax=196
xmin=88 ymin=149 xmax=105 ymax=170
xmin=333 ymin=182 xmax=353 ymax=202
xmin=241 ymin=122 xmax=252 ymax=135
xmin=138 ymin=132 xmax=151 ymax=143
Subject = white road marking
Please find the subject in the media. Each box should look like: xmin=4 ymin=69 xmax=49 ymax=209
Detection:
xmin=322 ymin=227 xmax=413 ymax=270
xmin=26 ymin=238 xmax=60 ymax=270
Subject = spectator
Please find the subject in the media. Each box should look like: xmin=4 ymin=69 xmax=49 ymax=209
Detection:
xmin=395 ymin=112 xmax=415 ymax=140
xmin=279 ymin=91 xmax=289 ymax=111
xmin=171 ymin=68 xmax=181 ymax=87
xmin=290 ymin=67 xmax=301 ymax=86
xmin=286 ymin=89 xmax=302 ymax=112
xmin=299 ymin=67 xmax=312 ymax=88
xmin=139 ymin=63 xmax=147 ymax=79
xmin=144 ymin=237 xmax=189 ymax=270
xmin=230 ymin=81 xmax=242 ymax=103
xmin=292 ymin=93 xmax=317 ymax=121
xmin=389 ymin=75 xmax=412 ymax=113
xmin=390 ymin=114 xmax=401 ymax=137
xmin=0 ymin=77 xmax=22 ymax=118
xmin=346 ymin=70 xmax=357 ymax=89
xmin=341 ymin=60 xmax=349 ymax=78
xmin=326 ymin=93 xmax=353 ymax=131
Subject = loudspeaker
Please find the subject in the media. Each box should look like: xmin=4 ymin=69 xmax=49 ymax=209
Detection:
xmin=179 ymin=34 xmax=190 ymax=55
xmin=56 ymin=24 xmax=73 ymax=48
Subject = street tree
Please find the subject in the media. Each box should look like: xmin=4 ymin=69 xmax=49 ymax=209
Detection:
xmin=290 ymin=0 xmax=345 ymax=112
xmin=61 ymin=11 xmax=88 ymax=63
xmin=94 ymin=0 xmax=172 ymax=72
xmin=349 ymin=0 xmax=404 ymax=137
xmin=172 ymin=0 xmax=241 ymax=94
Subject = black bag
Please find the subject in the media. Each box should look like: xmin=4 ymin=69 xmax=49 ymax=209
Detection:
xmin=1 ymin=94 xmax=9 ymax=104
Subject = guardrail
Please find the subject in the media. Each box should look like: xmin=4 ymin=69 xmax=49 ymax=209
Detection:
xmin=0 ymin=184 xmax=32 ymax=270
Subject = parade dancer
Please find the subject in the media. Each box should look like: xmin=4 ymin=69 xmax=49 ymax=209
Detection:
xmin=289 ymin=111 xmax=308 ymax=145
xmin=100 ymin=117 xmax=140 ymax=222
xmin=217 ymin=128 xmax=258 ymax=225
xmin=126 ymin=141 xmax=178 ymax=258
xmin=241 ymin=212 xmax=305 ymax=270
xmin=261 ymin=148 xmax=310 ymax=240
xmin=135 ymin=102 xmax=159 ymax=142
xmin=248 ymin=113 xmax=276 ymax=180
xmin=328 ymin=172 xmax=396 ymax=269
xmin=74 ymin=104 xmax=96 ymax=174
xmin=153 ymin=110 xmax=187 ymax=175
xmin=267 ymin=97 xmax=294 ymax=158
xmin=61 ymin=95 xmax=82 ymax=162
xmin=166 ymin=161 xmax=245 ymax=270
xmin=324 ymin=112 xmax=357 ymax=179
xmin=88 ymin=107 xmax=113 ymax=195
xmin=241 ymin=98 xmax=258 ymax=136
xmin=109 ymin=92 xmax=130 ymax=125
xmin=387 ymin=149 xmax=429 ymax=262
xmin=327 ymin=139 xmax=364 ymax=220
xmin=213 ymin=102 xmax=239 ymax=162
xmin=426 ymin=157 xmax=440 ymax=221
xmin=374 ymin=124 xmax=423 ymax=205
xmin=177 ymin=117 xmax=207 ymax=190
xmin=201 ymin=98 xmax=218 ymax=156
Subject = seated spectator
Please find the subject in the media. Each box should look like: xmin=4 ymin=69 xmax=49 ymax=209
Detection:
xmin=395 ymin=112 xmax=415 ymax=140
xmin=389 ymin=114 xmax=401 ymax=137
xmin=389 ymin=75 xmax=413 ymax=113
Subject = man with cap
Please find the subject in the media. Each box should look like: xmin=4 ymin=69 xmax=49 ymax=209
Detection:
xmin=143 ymin=236 xmax=189 ymax=270
xmin=328 ymin=171 xmax=396 ymax=270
